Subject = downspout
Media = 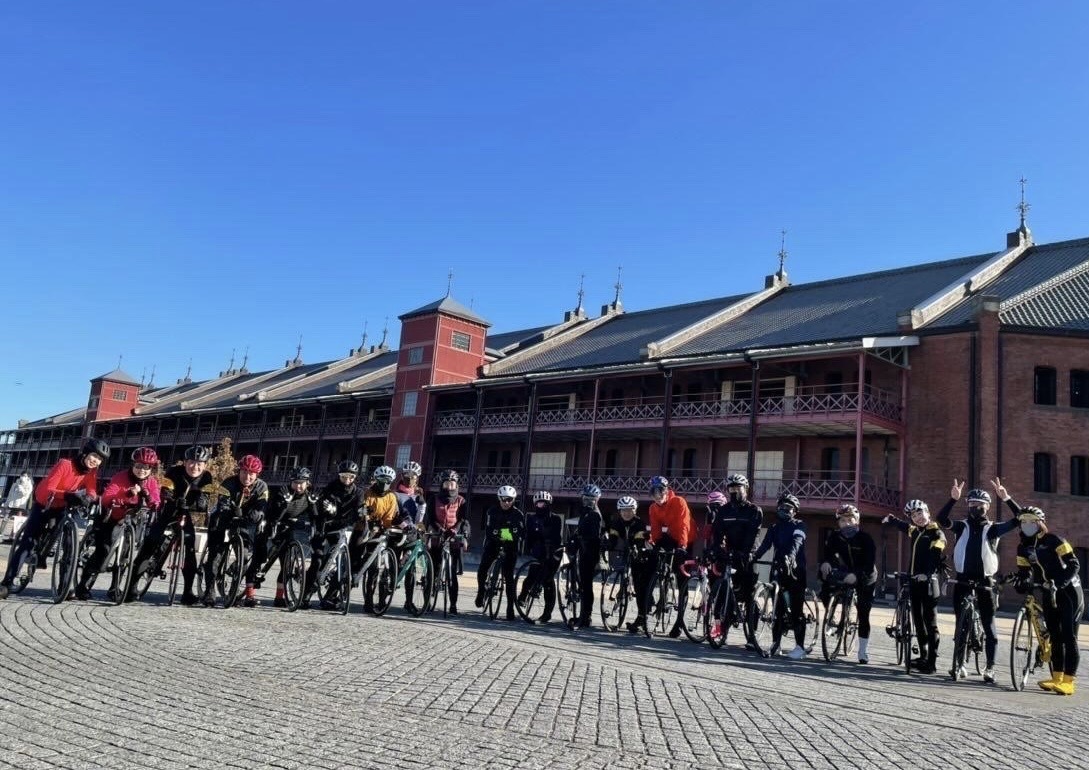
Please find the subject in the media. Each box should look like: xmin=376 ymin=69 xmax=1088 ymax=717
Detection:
xmin=586 ymin=378 xmax=601 ymax=476
xmin=855 ymin=352 xmax=865 ymax=508
xmin=659 ymin=368 xmax=674 ymax=475
xmin=968 ymin=334 xmax=978 ymax=489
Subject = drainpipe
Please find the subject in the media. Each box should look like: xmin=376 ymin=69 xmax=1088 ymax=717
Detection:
xmin=855 ymin=352 xmax=864 ymax=508
xmin=586 ymin=378 xmax=601 ymax=476
xmin=659 ymin=369 xmax=674 ymax=475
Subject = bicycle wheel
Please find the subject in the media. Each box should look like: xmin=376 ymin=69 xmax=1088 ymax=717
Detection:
xmin=281 ymin=540 xmax=306 ymax=613
xmin=951 ymin=606 xmax=973 ymax=680
xmin=483 ymin=559 xmax=505 ymax=620
xmin=219 ymin=534 xmax=246 ymax=609
xmin=112 ymin=525 xmax=136 ymax=606
xmin=706 ymin=579 xmax=732 ymax=650
xmin=337 ymin=547 xmax=352 ymax=616
xmin=749 ymin=583 xmax=777 ymax=656
xmin=8 ymin=534 xmax=33 ymax=594
xmin=512 ymin=560 xmax=543 ymax=624
xmin=681 ymin=576 xmax=708 ymax=644
xmin=436 ymin=551 xmax=451 ymax=618
xmin=800 ymin=589 xmax=821 ymax=655
xmin=1009 ymin=607 xmax=1037 ymax=691
xmin=372 ymin=549 xmax=397 ymax=616
xmin=598 ymin=567 xmax=629 ymax=632
xmin=166 ymin=535 xmax=185 ymax=605
xmin=822 ymin=595 xmax=846 ymax=661
xmin=647 ymin=574 xmax=679 ymax=637
xmin=406 ymin=549 xmax=433 ymax=618
xmin=970 ymin=614 xmax=983 ymax=675
xmin=898 ymin=598 xmax=913 ymax=674
xmin=50 ymin=517 xmax=79 ymax=604
xmin=555 ymin=563 xmax=579 ymax=627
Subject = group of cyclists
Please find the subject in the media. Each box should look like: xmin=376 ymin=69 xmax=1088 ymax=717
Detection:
xmin=0 ymin=439 xmax=1082 ymax=697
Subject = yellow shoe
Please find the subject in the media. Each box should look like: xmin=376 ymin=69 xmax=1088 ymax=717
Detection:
xmin=1054 ymin=675 xmax=1076 ymax=696
xmin=1038 ymin=672 xmax=1062 ymax=691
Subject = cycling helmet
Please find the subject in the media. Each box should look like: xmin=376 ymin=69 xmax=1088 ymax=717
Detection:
xmin=650 ymin=475 xmax=670 ymax=491
xmin=836 ymin=503 xmax=860 ymax=519
xmin=401 ymin=461 xmax=422 ymax=476
xmin=904 ymin=499 xmax=929 ymax=516
xmin=966 ymin=489 xmax=991 ymax=505
xmin=707 ymin=491 xmax=728 ymax=507
xmin=726 ymin=473 xmax=749 ymax=488
xmin=82 ymin=437 xmax=111 ymax=461
xmin=581 ymin=484 xmax=602 ymax=499
xmin=238 ymin=455 xmax=263 ymax=474
xmin=289 ymin=466 xmax=312 ymax=483
xmin=131 ymin=447 xmax=159 ymax=466
xmin=373 ymin=465 xmax=397 ymax=484
xmin=337 ymin=460 xmax=359 ymax=475
xmin=532 ymin=490 xmax=553 ymax=503
xmin=777 ymin=493 xmax=800 ymax=512
xmin=617 ymin=495 xmax=638 ymax=510
xmin=497 ymin=485 xmax=517 ymax=500
xmin=440 ymin=469 xmax=460 ymax=483
xmin=184 ymin=445 xmax=212 ymax=463
xmin=1018 ymin=505 xmax=1046 ymax=522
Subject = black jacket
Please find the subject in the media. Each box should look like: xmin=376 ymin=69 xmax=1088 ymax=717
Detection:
xmin=709 ymin=500 xmax=763 ymax=558
xmin=482 ymin=505 xmax=525 ymax=548
xmin=158 ymin=466 xmax=215 ymax=518
xmin=267 ymin=486 xmax=318 ymax=528
xmin=525 ymin=507 xmax=564 ymax=561
xmin=574 ymin=505 xmax=604 ymax=543
xmin=215 ymin=476 xmax=270 ymax=525
xmin=316 ymin=478 xmax=366 ymax=533
xmin=822 ymin=529 xmax=878 ymax=586
xmin=605 ymin=514 xmax=649 ymax=558
xmin=884 ymin=519 xmax=946 ymax=576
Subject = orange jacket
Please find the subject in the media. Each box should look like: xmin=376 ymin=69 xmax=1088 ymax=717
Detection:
xmin=34 ymin=458 xmax=98 ymax=509
xmin=649 ymin=489 xmax=694 ymax=547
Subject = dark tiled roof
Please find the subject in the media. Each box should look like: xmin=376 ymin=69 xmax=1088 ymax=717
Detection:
xmin=399 ymin=295 xmax=490 ymax=326
xmin=670 ymin=254 xmax=991 ymax=356
xmin=492 ymin=294 xmax=750 ymax=375
xmin=284 ymin=351 xmax=399 ymax=400
xmin=486 ymin=324 xmax=555 ymax=353
xmin=929 ymin=237 xmax=1089 ymax=328
xmin=1001 ymin=261 xmax=1089 ymax=331
xmin=91 ymin=368 xmax=140 ymax=385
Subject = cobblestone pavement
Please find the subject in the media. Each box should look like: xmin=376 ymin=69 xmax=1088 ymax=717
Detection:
xmin=0 ymin=554 xmax=1086 ymax=770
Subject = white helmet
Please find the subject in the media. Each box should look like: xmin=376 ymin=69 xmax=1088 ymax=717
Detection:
xmin=497 ymin=485 xmax=518 ymax=500
xmin=373 ymin=465 xmax=397 ymax=483
xmin=904 ymin=499 xmax=929 ymax=516
xmin=401 ymin=461 xmax=422 ymax=476
xmin=617 ymin=495 xmax=638 ymax=510
xmin=533 ymin=490 xmax=553 ymax=503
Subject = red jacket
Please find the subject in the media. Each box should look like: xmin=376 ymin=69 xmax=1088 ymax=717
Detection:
xmin=34 ymin=458 xmax=98 ymax=509
xmin=649 ymin=489 xmax=695 ymax=548
xmin=101 ymin=469 xmax=162 ymax=522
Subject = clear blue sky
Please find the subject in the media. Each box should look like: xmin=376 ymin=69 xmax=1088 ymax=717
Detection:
xmin=3 ymin=3 xmax=1088 ymax=429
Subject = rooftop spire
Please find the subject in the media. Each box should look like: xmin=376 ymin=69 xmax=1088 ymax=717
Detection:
xmin=293 ymin=335 xmax=303 ymax=365
xmin=1007 ymin=176 xmax=1034 ymax=248
xmin=240 ymin=347 xmax=249 ymax=373
xmin=576 ymin=273 xmax=585 ymax=313
xmin=226 ymin=348 xmax=235 ymax=373
xmin=613 ymin=266 xmax=623 ymax=307
xmin=778 ymin=229 xmax=788 ymax=278
xmin=147 ymin=364 xmax=156 ymax=389
xmin=1017 ymin=176 xmax=1031 ymax=229
xmin=446 ymin=269 xmax=454 ymax=297
xmin=379 ymin=318 xmax=389 ymax=348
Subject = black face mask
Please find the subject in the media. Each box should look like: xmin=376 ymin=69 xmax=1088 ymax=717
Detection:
xmin=776 ymin=507 xmax=794 ymax=521
xmin=728 ymin=490 xmax=744 ymax=503
xmin=968 ymin=506 xmax=987 ymax=519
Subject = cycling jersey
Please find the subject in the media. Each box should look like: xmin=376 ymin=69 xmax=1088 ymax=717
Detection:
xmin=101 ymin=469 xmax=161 ymax=522
xmin=34 ymin=457 xmax=98 ymax=509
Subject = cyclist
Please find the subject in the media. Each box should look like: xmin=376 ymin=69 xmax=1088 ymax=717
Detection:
xmin=425 ymin=470 xmax=471 ymax=614
xmin=752 ymin=493 xmax=808 ymax=659
xmin=475 ymin=485 xmax=524 ymax=621
xmin=936 ymin=478 xmax=1019 ymax=683
xmin=354 ymin=465 xmax=403 ymax=613
xmin=606 ymin=495 xmax=649 ymax=567
xmin=74 ymin=446 xmax=162 ymax=601
xmin=0 ymin=437 xmax=109 ymax=599
xmin=200 ymin=455 xmax=268 ymax=607
xmin=997 ymin=482 xmax=1083 ymax=696
xmin=131 ymin=445 xmax=215 ymax=605
xmin=819 ymin=503 xmax=877 ymax=663
xmin=252 ymin=466 xmax=317 ymax=608
xmin=645 ymin=475 xmax=694 ymax=638
xmin=518 ymin=490 xmax=563 ymax=623
xmin=394 ymin=460 xmax=427 ymax=527
xmin=569 ymin=484 xmax=605 ymax=628
xmin=708 ymin=474 xmax=764 ymax=635
xmin=305 ymin=460 xmax=366 ymax=609
xmin=881 ymin=499 xmax=947 ymax=673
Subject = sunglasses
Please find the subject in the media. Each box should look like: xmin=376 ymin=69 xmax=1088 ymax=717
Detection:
xmin=499 ymin=497 xmax=515 ymax=504
xmin=132 ymin=463 xmax=153 ymax=471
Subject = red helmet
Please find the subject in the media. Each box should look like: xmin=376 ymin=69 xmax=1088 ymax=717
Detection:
xmin=239 ymin=455 xmax=263 ymax=474
xmin=131 ymin=447 xmax=159 ymax=466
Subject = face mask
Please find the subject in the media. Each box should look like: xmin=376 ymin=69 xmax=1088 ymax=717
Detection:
xmin=728 ymin=490 xmax=744 ymax=503
xmin=1020 ymin=522 xmax=1040 ymax=537
xmin=968 ymin=506 xmax=986 ymax=519
xmin=776 ymin=507 xmax=793 ymax=521
xmin=840 ymin=525 xmax=859 ymax=538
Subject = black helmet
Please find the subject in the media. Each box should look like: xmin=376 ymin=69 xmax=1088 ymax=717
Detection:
xmin=581 ymin=484 xmax=602 ymax=499
xmin=81 ymin=437 xmax=111 ymax=461
xmin=966 ymin=489 xmax=991 ymax=505
xmin=337 ymin=460 xmax=359 ymax=475
xmin=777 ymin=493 xmax=801 ymax=512
xmin=289 ymin=467 xmax=312 ymax=483
xmin=184 ymin=445 xmax=211 ymax=463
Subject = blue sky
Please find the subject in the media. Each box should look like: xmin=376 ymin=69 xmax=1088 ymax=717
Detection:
xmin=3 ymin=3 xmax=1088 ymax=429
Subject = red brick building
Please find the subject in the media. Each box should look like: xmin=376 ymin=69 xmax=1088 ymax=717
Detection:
xmin=3 ymin=224 xmax=1087 ymax=587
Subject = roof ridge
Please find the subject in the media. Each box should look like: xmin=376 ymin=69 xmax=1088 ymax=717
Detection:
xmin=783 ymin=252 xmax=992 ymax=293
xmin=1001 ymin=258 xmax=1089 ymax=311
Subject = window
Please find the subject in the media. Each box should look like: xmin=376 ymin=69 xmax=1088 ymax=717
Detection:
xmin=604 ymin=449 xmax=618 ymax=476
xmin=402 ymin=392 xmax=418 ymax=416
xmin=87 ymin=396 xmax=100 ymax=410
xmin=682 ymin=448 xmax=698 ymax=477
xmin=1072 ymin=370 xmax=1089 ymax=409
xmin=451 ymin=331 xmax=471 ymax=351
xmin=726 ymin=450 xmax=784 ymax=500
xmin=1034 ymin=367 xmax=1057 ymax=405
xmin=820 ymin=447 xmax=841 ymax=480
xmin=529 ymin=452 xmax=566 ymax=490
xmin=111 ymin=389 xmax=127 ymax=402
xmin=407 ymin=347 xmax=423 ymax=365
xmin=395 ymin=444 xmax=412 ymax=470
xmin=825 ymin=372 xmax=844 ymax=394
xmin=1072 ymin=456 xmax=1089 ymax=497
xmin=1033 ymin=452 xmax=1055 ymax=493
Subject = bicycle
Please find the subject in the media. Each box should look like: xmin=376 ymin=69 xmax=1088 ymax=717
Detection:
xmin=428 ymin=530 xmax=464 ymax=618
xmin=481 ymin=553 xmax=508 ymax=621
xmin=1004 ymin=576 xmax=1054 ymax=692
xmin=386 ymin=528 xmax=433 ymax=618
xmin=132 ymin=511 xmax=190 ymax=605
xmin=251 ymin=519 xmax=309 ymax=613
xmin=351 ymin=527 xmax=398 ymax=615
xmin=76 ymin=507 xmax=151 ymax=605
xmin=6 ymin=499 xmax=90 ymax=604
xmin=201 ymin=516 xmax=254 ymax=609
xmin=884 ymin=572 xmax=915 ymax=673
xmin=820 ymin=578 xmax=859 ymax=662
xmin=643 ymin=547 xmax=681 ymax=638
xmin=748 ymin=562 xmax=821 ymax=658
xmin=679 ymin=558 xmax=712 ymax=644
xmin=514 ymin=554 xmax=556 ymax=625
xmin=705 ymin=558 xmax=750 ymax=650
xmin=948 ymin=577 xmax=991 ymax=680
xmin=310 ymin=525 xmax=355 ymax=615
xmin=598 ymin=553 xmax=637 ymax=632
